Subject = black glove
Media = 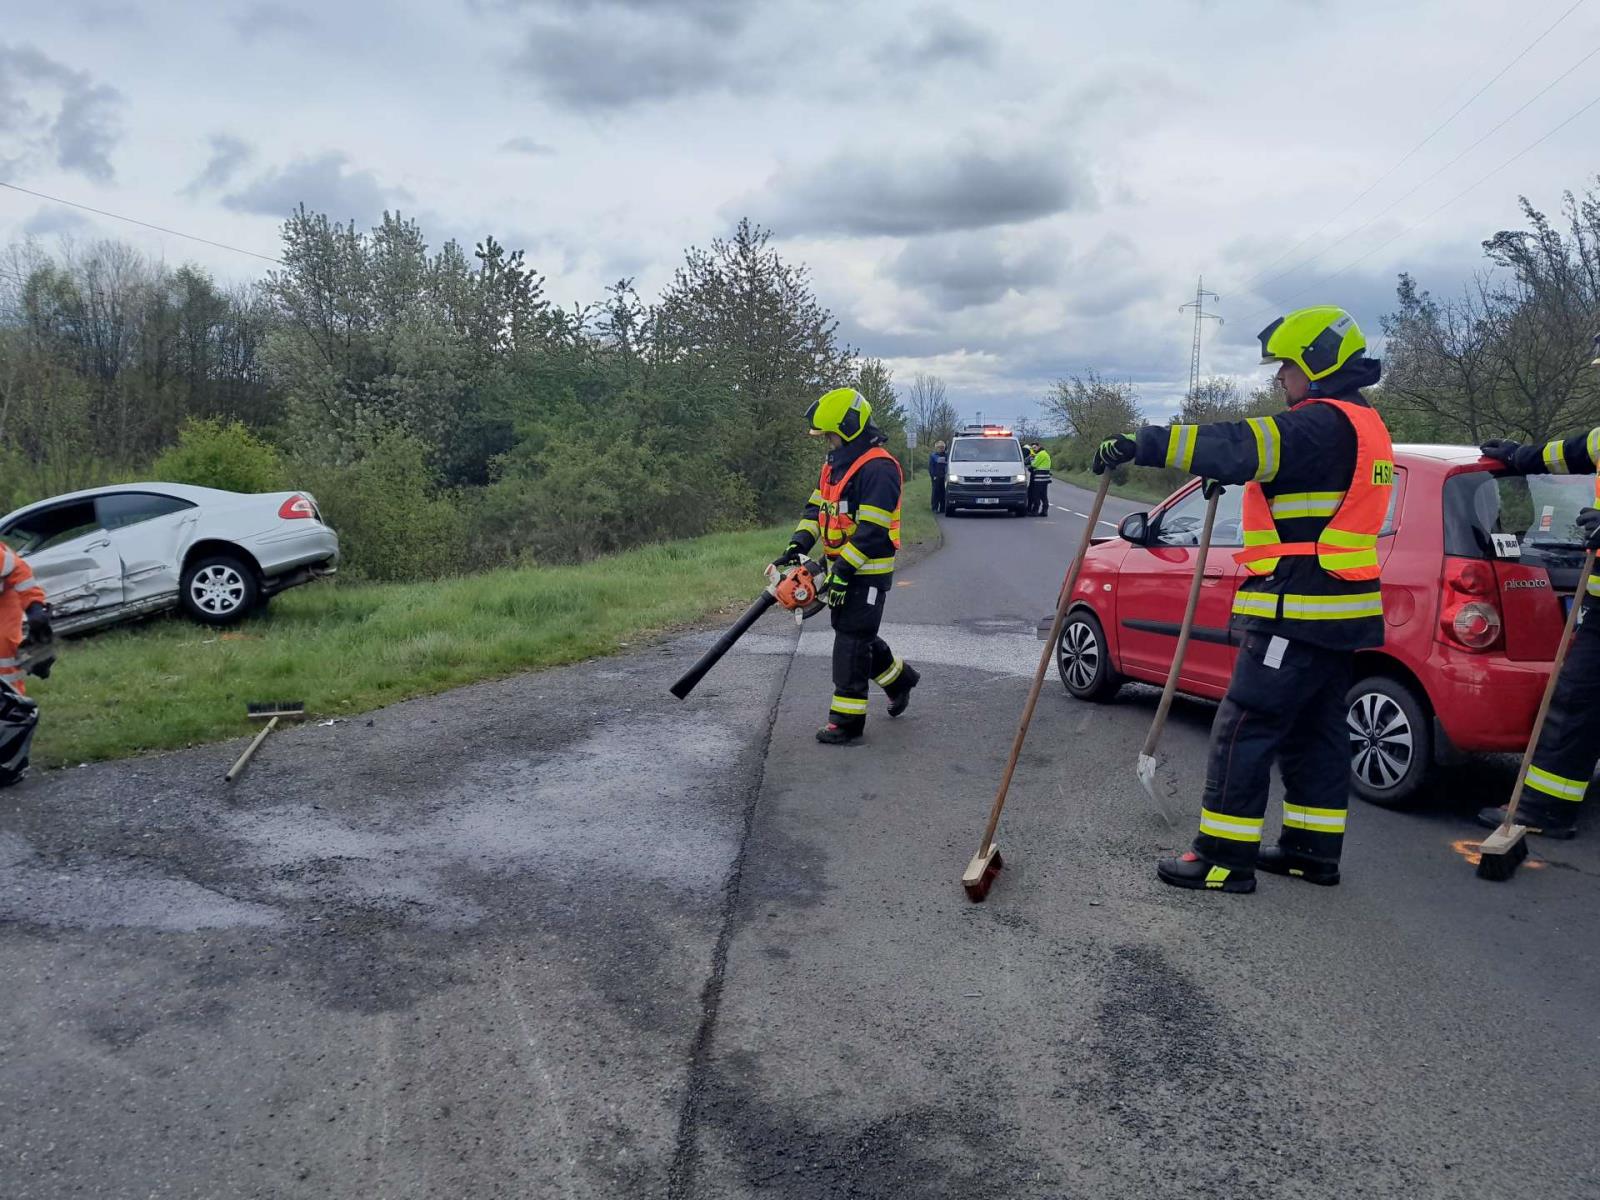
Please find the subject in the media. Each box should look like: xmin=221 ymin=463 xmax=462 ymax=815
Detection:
xmin=1479 ymin=439 xmax=1522 ymax=467
xmin=1578 ymin=507 xmax=1600 ymax=550
xmin=771 ymin=544 xmax=803 ymax=570
xmin=30 ymin=655 xmax=53 ymax=680
xmin=825 ymin=571 xmax=852 ymax=608
xmin=24 ymin=602 xmax=52 ymax=643
xmin=1092 ymin=433 xmax=1136 ymax=475
xmin=1201 ymin=479 xmax=1224 ymax=500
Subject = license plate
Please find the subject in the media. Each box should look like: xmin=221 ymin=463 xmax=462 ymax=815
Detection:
xmin=977 ymin=497 xmax=999 ymax=505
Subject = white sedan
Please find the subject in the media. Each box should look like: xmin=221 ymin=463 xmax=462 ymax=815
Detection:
xmin=0 ymin=483 xmax=340 ymax=633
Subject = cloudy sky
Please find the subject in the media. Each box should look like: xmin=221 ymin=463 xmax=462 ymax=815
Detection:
xmin=4 ymin=0 xmax=1599 ymax=422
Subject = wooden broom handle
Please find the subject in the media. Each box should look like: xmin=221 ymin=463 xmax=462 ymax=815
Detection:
xmin=976 ymin=473 xmax=1113 ymax=855
xmin=1501 ymin=548 xmax=1595 ymax=826
xmin=1139 ymin=483 xmax=1223 ymax=759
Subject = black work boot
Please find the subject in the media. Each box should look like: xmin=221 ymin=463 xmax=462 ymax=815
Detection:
xmin=1257 ymin=845 xmax=1340 ymax=886
xmin=885 ymin=666 xmax=921 ymax=717
xmin=1156 ymin=850 xmax=1255 ymax=894
xmin=816 ymin=721 xmax=864 ymax=746
xmin=1475 ymin=804 xmax=1577 ymax=840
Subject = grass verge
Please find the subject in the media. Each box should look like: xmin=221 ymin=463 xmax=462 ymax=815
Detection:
xmin=1055 ymin=468 xmax=1180 ymax=506
xmin=30 ymin=475 xmax=937 ymax=767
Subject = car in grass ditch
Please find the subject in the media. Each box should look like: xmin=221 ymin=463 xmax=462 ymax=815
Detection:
xmin=0 ymin=483 xmax=340 ymax=634
xmin=1053 ymin=444 xmax=1597 ymax=807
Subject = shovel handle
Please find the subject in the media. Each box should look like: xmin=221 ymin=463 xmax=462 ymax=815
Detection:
xmin=1139 ymin=483 xmax=1223 ymax=760
xmin=1500 ymin=547 xmax=1594 ymax=826
xmin=974 ymin=473 xmax=1113 ymax=856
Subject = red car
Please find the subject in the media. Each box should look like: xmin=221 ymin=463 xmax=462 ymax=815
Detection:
xmin=1056 ymin=445 xmax=1597 ymax=806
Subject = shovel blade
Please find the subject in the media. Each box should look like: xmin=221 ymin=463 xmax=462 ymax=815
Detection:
xmin=1134 ymin=753 xmax=1178 ymax=828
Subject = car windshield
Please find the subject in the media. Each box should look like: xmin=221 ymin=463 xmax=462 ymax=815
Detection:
xmin=950 ymin=439 xmax=1021 ymax=463
xmin=1444 ymin=470 xmax=1597 ymax=567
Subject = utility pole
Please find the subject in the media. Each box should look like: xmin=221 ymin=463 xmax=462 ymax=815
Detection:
xmin=1178 ymin=276 xmax=1222 ymax=404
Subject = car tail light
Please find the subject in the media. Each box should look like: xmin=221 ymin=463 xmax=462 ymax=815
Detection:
xmin=278 ymin=494 xmax=316 ymax=520
xmin=1438 ymin=557 xmax=1503 ymax=652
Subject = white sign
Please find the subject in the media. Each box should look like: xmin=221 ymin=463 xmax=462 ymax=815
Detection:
xmin=1491 ymin=533 xmax=1521 ymax=558
xmin=906 ymin=428 xmax=918 ymax=449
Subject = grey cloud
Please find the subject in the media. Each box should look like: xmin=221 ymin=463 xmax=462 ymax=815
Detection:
xmin=59 ymin=1 xmax=144 ymax=25
xmin=877 ymin=8 xmax=996 ymax=69
xmin=22 ymin=205 xmax=91 ymax=237
xmin=478 ymin=0 xmax=756 ymax=30
xmin=232 ymin=3 xmax=318 ymax=39
xmin=222 ymin=152 xmax=407 ymax=225
xmin=510 ymin=18 xmax=753 ymax=110
xmin=500 ymin=136 xmax=556 ymax=156
xmin=185 ymin=134 xmax=255 ymax=195
xmin=0 ymin=45 xmax=123 ymax=182
xmin=742 ymin=142 xmax=1089 ymax=237
xmin=889 ymin=233 xmax=1063 ymax=311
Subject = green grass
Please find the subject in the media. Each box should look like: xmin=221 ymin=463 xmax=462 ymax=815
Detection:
xmin=1056 ymin=468 xmax=1180 ymax=506
xmin=30 ymin=475 xmax=938 ymax=768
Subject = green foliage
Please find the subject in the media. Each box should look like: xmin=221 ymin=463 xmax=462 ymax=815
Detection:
xmin=152 ymin=418 xmax=287 ymax=493
xmin=296 ymin=428 xmax=468 ymax=581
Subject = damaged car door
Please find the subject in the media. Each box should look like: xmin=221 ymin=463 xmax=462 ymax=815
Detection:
xmin=2 ymin=499 xmax=124 ymax=621
xmin=95 ymin=491 xmax=198 ymax=611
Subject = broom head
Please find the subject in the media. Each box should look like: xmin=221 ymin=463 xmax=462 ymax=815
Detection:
xmin=248 ymin=701 xmax=306 ymax=721
xmin=962 ymin=846 xmax=1003 ymax=902
xmin=1476 ymin=824 xmax=1529 ymax=881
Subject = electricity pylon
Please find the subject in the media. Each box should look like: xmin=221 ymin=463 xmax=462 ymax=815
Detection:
xmin=1179 ymin=277 xmax=1222 ymax=403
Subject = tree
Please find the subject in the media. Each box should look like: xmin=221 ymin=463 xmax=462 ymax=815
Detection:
xmin=1044 ymin=370 xmax=1142 ymax=440
xmin=905 ymin=372 xmax=950 ymax=450
xmin=854 ymin=357 xmax=911 ymax=471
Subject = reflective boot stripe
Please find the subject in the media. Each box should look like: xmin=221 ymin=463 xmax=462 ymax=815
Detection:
xmin=873 ymin=658 xmax=904 ymax=688
xmin=1525 ymin=766 xmax=1588 ymax=802
xmin=1282 ymin=803 xmax=1348 ymax=832
xmin=1198 ymin=808 xmax=1264 ymax=842
xmin=829 ymin=695 xmax=868 ymax=716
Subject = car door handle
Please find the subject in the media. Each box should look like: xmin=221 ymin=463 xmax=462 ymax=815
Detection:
xmin=1202 ymin=568 xmax=1225 ymax=581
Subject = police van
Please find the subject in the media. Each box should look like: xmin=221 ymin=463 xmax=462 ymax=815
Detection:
xmin=941 ymin=427 xmax=1030 ymax=516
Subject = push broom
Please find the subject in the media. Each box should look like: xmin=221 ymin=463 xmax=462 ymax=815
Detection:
xmin=1477 ymin=546 xmax=1595 ymax=880
xmin=225 ymin=700 xmax=306 ymax=783
xmin=1134 ymin=481 xmax=1223 ymax=826
xmin=963 ymin=473 xmax=1112 ymax=901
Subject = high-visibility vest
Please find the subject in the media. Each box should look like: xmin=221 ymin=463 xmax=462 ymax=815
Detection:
xmin=819 ymin=447 xmax=902 ymax=574
xmin=1234 ymin=398 xmax=1394 ymax=581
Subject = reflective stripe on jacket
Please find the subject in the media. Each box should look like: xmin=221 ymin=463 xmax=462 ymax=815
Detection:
xmin=818 ymin=447 xmax=903 ymax=576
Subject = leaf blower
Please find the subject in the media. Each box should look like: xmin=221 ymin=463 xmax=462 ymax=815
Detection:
xmin=670 ymin=559 xmax=827 ymax=699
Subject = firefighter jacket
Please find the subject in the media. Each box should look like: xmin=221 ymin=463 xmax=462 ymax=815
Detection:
xmin=1132 ymin=373 xmax=1393 ymax=651
xmin=0 ymin=546 xmax=47 ymax=695
xmin=791 ymin=430 xmax=903 ymax=583
xmin=1495 ymin=424 xmax=1600 ymax=608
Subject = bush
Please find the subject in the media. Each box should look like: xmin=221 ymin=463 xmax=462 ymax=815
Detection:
xmin=152 ymin=418 xmax=287 ymax=494
xmin=297 ymin=429 xmax=468 ymax=581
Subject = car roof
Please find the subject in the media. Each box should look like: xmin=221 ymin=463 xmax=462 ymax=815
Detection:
xmin=1 ymin=482 xmax=256 ymax=524
xmin=1393 ymin=443 xmax=1489 ymax=466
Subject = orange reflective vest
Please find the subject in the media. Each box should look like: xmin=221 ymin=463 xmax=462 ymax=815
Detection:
xmin=818 ymin=447 xmax=902 ymax=572
xmin=1234 ymin=398 xmax=1394 ymax=581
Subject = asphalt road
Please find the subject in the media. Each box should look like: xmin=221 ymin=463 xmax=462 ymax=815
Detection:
xmin=4 ymin=481 xmax=1598 ymax=1198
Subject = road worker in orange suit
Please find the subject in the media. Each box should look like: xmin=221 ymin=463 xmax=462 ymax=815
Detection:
xmin=0 ymin=543 xmax=52 ymax=786
xmin=772 ymin=387 xmax=920 ymax=745
xmin=1094 ymin=306 xmax=1392 ymax=893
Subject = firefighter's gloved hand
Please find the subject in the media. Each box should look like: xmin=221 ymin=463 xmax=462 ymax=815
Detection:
xmin=825 ymin=572 xmax=852 ymax=608
xmin=24 ymin=603 xmax=52 ymax=643
xmin=771 ymin=544 xmax=803 ymax=570
xmin=1092 ymin=434 xmax=1136 ymax=475
xmin=31 ymin=656 xmax=53 ymax=680
xmin=1479 ymin=439 xmax=1522 ymax=467
xmin=1578 ymin=507 xmax=1600 ymax=550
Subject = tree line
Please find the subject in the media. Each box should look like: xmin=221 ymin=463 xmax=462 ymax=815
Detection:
xmin=0 ymin=214 xmax=915 ymax=579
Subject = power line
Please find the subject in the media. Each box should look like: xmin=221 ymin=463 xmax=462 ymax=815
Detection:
xmin=1245 ymin=36 xmax=1600 ymax=304
xmin=0 ymin=180 xmax=282 ymax=265
xmin=1233 ymin=0 xmax=1590 ymax=293
xmin=1241 ymin=88 xmax=1600 ymax=326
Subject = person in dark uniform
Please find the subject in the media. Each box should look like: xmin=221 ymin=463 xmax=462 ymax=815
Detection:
xmin=773 ymin=388 xmax=920 ymax=745
xmin=1474 ymin=334 xmax=1600 ymax=839
xmin=1095 ymin=305 xmax=1393 ymax=894
xmin=928 ymin=440 xmax=948 ymax=512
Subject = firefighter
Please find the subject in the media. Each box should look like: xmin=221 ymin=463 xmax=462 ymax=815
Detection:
xmin=1029 ymin=442 xmax=1053 ymax=517
xmin=1474 ymin=335 xmax=1600 ymax=839
xmin=929 ymin=439 xmax=948 ymax=512
xmin=1094 ymin=305 xmax=1392 ymax=893
xmin=773 ymin=388 xmax=920 ymax=744
xmin=0 ymin=543 xmax=51 ymax=787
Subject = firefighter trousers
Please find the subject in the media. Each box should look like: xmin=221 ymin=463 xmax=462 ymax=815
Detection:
xmin=1193 ymin=631 xmax=1353 ymax=870
xmin=827 ymin=577 xmax=907 ymax=731
xmin=1519 ymin=613 xmax=1600 ymax=828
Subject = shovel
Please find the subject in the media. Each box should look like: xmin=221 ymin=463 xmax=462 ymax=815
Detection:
xmin=1134 ymin=480 xmax=1224 ymax=825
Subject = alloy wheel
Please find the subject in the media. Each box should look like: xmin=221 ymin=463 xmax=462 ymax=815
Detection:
xmin=190 ymin=564 xmax=247 ymax=617
xmin=1059 ymin=620 xmax=1101 ymax=692
xmin=1347 ymin=691 xmax=1414 ymax=792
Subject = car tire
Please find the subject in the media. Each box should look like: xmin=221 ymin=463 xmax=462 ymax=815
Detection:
xmin=1057 ymin=609 xmax=1122 ymax=702
xmin=180 ymin=553 xmax=260 ymax=627
xmin=1346 ymin=676 xmax=1433 ymax=808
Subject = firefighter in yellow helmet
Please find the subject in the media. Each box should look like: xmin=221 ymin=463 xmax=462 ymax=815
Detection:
xmin=1093 ymin=305 xmax=1392 ymax=893
xmin=773 ymin=387 xmax=920 ymax=744
xmin=1473 ymin=331 xmax=1600 ymax=839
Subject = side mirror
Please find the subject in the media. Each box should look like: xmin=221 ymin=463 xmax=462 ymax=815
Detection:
xmin=1119 ymin=512 xmax=1149 ymax=544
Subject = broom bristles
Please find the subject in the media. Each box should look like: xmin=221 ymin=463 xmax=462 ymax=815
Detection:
xmin=1476 ymin=836 xmax=1528 ymax=881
